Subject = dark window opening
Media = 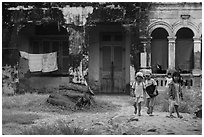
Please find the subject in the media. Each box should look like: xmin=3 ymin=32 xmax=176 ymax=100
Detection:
xmin=102 ymin=35 xmax=111 ymax=41
xmin=32 ymin=41 xmax=40 ymax=54
xmin=114 ymin=34 xmax=122 ymax=41
xmin=151 ymin=28 xmax=169 ymax=39
xmin=151 ymin=28 xmax=168 ymax=74
xmin=30 ymin=39 xmax=69 ymax=74
xmin=175 ymin=28 xmax=194 ymax=73
xmin=35 ymin=23 xmax=67 ymax=35
xmin=176 ymin=28 xmax=194 ymax=39
xmin=43 ymin=41 xmax=50 ymax=53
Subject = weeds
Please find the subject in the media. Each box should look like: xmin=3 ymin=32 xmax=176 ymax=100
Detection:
xmin=22 ymin=125 xmax=59 ymax=135
xmin=21 ymin=120 xmax=88 ymax=135
xmin=2 ymin=93 xmax=48 ymax=109
xmin=2 ymin=112 xmax=40 ymax=125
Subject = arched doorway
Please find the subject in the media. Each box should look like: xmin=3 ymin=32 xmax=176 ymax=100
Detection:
xmin=175 ymin=28 xmax=194 ymax=73
xmin=151 ymin=28 xmax=169 ymax=73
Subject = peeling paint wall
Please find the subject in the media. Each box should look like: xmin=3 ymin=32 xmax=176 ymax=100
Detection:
xmin=88 ymin=26 xmax=100 ymax=91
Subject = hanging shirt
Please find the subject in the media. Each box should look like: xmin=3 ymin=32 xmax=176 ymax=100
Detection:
xmin=20 ymin=51 xmax=29 ymax=59
xmin=42 ymin=52 xmax=58 ymax=72
xmin=28 ymin=54 xmax=43 ymax=72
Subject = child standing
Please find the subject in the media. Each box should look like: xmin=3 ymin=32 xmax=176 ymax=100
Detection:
xmin=165 ymin=72 xmax=173 ymax=87
xmin=132 ymin=72 xmax=145 ymax=116
xmin=167 ymin=71 xmax=183 ymax=118
xmin=144 ymin=71 xmax=158 ymax=116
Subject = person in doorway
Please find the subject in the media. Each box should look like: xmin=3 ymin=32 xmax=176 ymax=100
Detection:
xmin=132 ymin=72 xmax=145 ymax=116
xmin=167 ymin=71 xmax=183 ymax=118
xmin=144 ymin=70 xmax=158 ymax=116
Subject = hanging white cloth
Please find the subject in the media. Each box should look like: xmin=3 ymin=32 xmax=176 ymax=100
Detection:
xmin=28 ymin=54 xmax=43 ymax=72
xmin=42 ymin=52 xmax=58 ymax=72
xmin=20 ymin=51 xmax=29 ymax=59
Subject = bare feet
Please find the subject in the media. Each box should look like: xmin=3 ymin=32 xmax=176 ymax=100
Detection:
xmin=149 ymin=114 xmax=154 ymax=116
xmin=178 ymin=115 xmax=183 ymax=119
xmin=166 ymin=115 xmax=176 ymax=118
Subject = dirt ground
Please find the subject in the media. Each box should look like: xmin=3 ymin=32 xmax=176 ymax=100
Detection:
xmin=2 ymin=94 xmax=202 ymax=135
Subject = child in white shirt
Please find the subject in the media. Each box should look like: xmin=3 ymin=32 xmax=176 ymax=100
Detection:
xmin=132 ymin=72 xmax=145 ymax=116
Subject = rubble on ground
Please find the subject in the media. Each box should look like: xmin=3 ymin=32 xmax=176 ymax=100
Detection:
xmin=47 ymin=82 xmax=95 ymax=109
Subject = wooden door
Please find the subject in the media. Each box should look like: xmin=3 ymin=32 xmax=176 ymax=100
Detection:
xmin=100 ymin=45 xmax=124 ymax=93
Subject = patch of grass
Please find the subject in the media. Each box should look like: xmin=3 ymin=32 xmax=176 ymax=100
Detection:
xmin=22 ymin=125 xmax=59 ymax=135
xmin=2 ymin=93 xmax=120 ymax=115
xmin=2 ymin=112 xmax=40 ymax=125
xmin=56 ymin=120 xmax=85 ymax=135
xmin=2 ymin=93 xmax=48 ymax=109
xmin=21 ymin=120 xmax=95 ymax=135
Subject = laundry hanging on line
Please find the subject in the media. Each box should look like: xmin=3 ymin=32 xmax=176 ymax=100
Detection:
xmin=19 ymin=51 xmax=58 ymax=72
xmin=28 ymin=54 xmax=43 ymax=72
xmin=20 ymin=51 xmax=29 ymax=59
xmin=42 ymin=52 xmax=58 ymax=72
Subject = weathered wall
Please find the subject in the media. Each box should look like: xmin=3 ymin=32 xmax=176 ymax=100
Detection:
xmin=88 ymin=26 xmax=100 ymax=91
xmin=28 ymin=77 xmax=70 ymax=89
xmin=148 ymin=3 xmax=202 ymax=36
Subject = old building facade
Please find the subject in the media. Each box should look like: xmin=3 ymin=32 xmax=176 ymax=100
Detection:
xmin=88 ymin=2 xmax=202 ymax=93
xmin=2 ymin=2 xmax=202 ymax=93
xmin=143 ymin=3 xmax=202 ymax=75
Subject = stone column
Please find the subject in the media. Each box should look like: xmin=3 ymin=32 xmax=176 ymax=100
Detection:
xmin=192 ymin=37 xmax=202 ymax=76
xmin=140 ymin=40 xmax=147 ymax=68
xmin=146 ymin=37 xmax=152 ymax=68
xmin=167 ymin=36 xmax=176 ymax=70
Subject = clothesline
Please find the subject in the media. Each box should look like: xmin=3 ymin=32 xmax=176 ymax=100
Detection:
xmin=20 ymin=51 xmax=58 ymax=72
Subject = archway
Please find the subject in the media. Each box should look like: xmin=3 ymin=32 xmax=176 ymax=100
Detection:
xmin=151 ymin=28 xmax=169 ymax=73
xmin=175 ymin=28 xmax=194 ymax=73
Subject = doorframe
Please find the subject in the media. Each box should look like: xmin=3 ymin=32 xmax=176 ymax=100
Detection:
xmin=99 ymin=32 xmax=126 ymax=93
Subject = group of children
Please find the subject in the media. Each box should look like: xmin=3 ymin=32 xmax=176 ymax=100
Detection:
xmin=131 ymin=70 xmax=183 ymax=118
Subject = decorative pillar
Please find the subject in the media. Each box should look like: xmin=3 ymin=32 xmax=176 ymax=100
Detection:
xmin=192 ymin=37 xmax=202 ymax=76
xmin=140 ymin=40 xmax=147 ymax=68
xmin=146 ymin=37 xmax=152 ymax=68
xmin=167 ymin=36 xmax=176 ymax=70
